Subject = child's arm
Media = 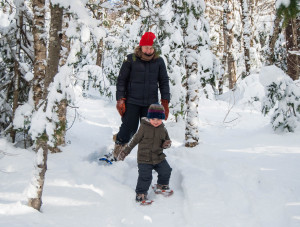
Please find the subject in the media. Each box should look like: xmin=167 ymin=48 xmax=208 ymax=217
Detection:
xmin=162 ymin=127 xmax=172 ymax=149
xmin=118 ymin=125 xmax=144 ymax=160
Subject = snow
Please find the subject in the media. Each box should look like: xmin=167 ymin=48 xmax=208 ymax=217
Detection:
xmin=259 ymin=65 xmax=287 ymax=86
xmin=24 ymin=71 xmax=34 ymax=82
xmin=1 ymin=75 xmax=300 ymax=226
xmin=276 ymin=0 xmax=291 ymax=8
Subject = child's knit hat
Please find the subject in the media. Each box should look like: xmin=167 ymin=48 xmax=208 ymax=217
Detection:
xmin=147 ymin=103 xmax=165 ymax=120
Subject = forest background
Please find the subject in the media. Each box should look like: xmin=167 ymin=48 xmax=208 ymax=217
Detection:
xmin=0 ymin=0 xmax=299 ymax=211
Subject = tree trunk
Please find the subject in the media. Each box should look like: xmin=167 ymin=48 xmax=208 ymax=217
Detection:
xmin=60 ymin=10 xmax=70 ymax=67
xmin=240 ymin=0 xmax=251 ymax=78
xmin=28 ymin=138 xmax=48 ymax=210
xmin=96 ymin=39 xmax=104 ymax=66
xmin=183 ymin=13 xmax=200 ymax=148
xmin=10 ymin=2 xmax=24 ymax=142
xmin=11 ymin=60 xmax=20 ymax=143
xmin=226 ymin=0 xmax=236 ymax=89
xmin=45 ymin=3 xmax=64 ymax=153
xmin=29 ymin=0 xmax=47 ymax=211
xmin=185 ymin=62 xmax=199 ymax=147
xmin=267 ymin=13 xmax=281 ymax=65
xmin=53 ymin=9 xmax=71 ymax=152
xmin=44 ymin=3 xmax=63 ymax=99
xmin=219 ymin=0 xmax=229 ymax=95
xmin=286 ymin=17 xmax=299 ymax=80
xmin=32 ymin=0 xmax=47 ymax=109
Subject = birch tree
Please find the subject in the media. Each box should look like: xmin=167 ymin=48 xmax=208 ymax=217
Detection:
xmin=240 ymin=0 xmax=251 ymax=78
xmin=28 ymin=0 xmax=48 ymax=211
xmin=180 ymin=0 xmax=213 ymax=147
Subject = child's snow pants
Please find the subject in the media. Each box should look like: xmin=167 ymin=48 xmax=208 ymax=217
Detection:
xmin=136 ymin=160 xmax=172 ymax=195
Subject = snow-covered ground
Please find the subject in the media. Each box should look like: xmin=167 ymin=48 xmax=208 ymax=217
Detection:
xmin=1 ymin=81 xmax=300 ymax=227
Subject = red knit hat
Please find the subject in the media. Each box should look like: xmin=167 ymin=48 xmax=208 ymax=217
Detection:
xmin=139 ymin=32 xmax=156 ymax=46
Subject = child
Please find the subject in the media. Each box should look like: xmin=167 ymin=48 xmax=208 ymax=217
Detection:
xmin=118 ymin=103 xmax=173 ymax=204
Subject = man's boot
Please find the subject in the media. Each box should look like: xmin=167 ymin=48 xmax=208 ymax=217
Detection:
xmin=113 ymin=143 xmax=127 ymax=161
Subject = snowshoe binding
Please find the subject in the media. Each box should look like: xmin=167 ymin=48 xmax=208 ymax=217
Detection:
xmin=152 ymin=184 xmax=174 ymax=197
xmin=136 ymin=194 xmax=153 ymax=206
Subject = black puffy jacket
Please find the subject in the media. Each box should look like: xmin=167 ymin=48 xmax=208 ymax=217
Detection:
xmin=116 ymin=53 xmax=170 ymax=106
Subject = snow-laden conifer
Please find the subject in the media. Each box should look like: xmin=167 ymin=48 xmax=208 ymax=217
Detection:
xmin=260 ymin=65 xmax=300 ymax=132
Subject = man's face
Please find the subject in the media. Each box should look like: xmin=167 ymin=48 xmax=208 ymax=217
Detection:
xmin=141 ymin=46 xmax=154 ymax=55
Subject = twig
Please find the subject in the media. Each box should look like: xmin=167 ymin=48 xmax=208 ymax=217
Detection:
xmin=66 ymin=108 xmax=77 ymax=131
xmin=223 ymin=90 xmax=236 ymax=123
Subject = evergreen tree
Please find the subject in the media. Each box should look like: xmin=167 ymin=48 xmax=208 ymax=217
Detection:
xmin=261 ymin=65 xmax=300 ymax=132
xmin=0 ymin=0 xmax=33 ymax=142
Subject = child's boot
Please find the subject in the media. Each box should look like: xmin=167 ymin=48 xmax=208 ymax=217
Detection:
xmin=136 ymin=193 xmax=153 ymax=205
xmin=152 ymin=184 xmax=174 ymax=196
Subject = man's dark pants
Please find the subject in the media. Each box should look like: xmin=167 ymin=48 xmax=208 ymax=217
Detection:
xmin=116 ymin=103 xmax=149 ymax=144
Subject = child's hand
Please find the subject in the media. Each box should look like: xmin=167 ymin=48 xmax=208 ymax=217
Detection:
xmin=162 ymin=140 xmax=172 ymax=149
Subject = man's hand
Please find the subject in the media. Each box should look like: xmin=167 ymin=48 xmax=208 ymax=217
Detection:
xmin=161 ymin=99 xmax=169 ymax=120
xmin=116 ymin=98 xmax=126 ymax=116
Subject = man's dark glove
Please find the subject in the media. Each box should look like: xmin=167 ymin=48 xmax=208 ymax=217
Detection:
xmin=161 ymin=99 xmax=169 ymax=120
xmin=162 ymin=140 xmax=172 ymax=149
xmin=116 ymin=98 xmax=126 ymax=117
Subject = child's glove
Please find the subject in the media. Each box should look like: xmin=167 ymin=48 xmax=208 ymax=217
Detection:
xmin=162 ymin=140 xmax=172 ymax=149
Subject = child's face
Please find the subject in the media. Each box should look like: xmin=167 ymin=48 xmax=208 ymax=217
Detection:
xmin=149 ymin=118 xmax=163 ymax=127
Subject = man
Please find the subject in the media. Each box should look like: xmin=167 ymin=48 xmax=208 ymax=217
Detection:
xmin=113 ymin=32 xmax=170 ymax=160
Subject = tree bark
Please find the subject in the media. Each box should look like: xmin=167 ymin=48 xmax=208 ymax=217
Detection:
xmin=44 ymin=3 xmax=63 ymax=99
xmin=32 ymin=0 xmax=47 ymax=109
xmin=96 ymin=39 xmax=104 ymax=67
xmin=185 ymin=62 xmax=199 ymax=147
xmin=267 ymin=12 xmax=281 ymax=65
xmin=183 ymin=5 xmax=200 ymax=148
xmin=11 ymin=1 xmax=24 ymax=142
xmin=29 ymin=0 xmax=47 ymax=211
xmin=45 ymin=3 xmax=64 ymax=153
xmin=240 ymin=0 xmax=251 ymax=78
xmin=226 ymin=0 xmax=236 ymax=89
xmin=286 ymin=17 xmax=299 ymax=80
xmin=53 ymin=9 xmax=71 ymax=152
xmin=219 ymin=0 xmax=229 ymax=95
xmin=60 ymin=10 xmax=70 ymax=67
xmin=28 ymin=138 xmax=48 ymax=210
xmin=11 ymin=60 xmax=20 ymax=143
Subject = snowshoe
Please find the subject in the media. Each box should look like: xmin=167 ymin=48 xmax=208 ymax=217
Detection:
xmin=99 ymin=152 xmax=115 ymax=165
xmin=152 ymin=184 xmax=174 ymax=197
xmin=136 ymin=194 xmax=153 ymax=206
